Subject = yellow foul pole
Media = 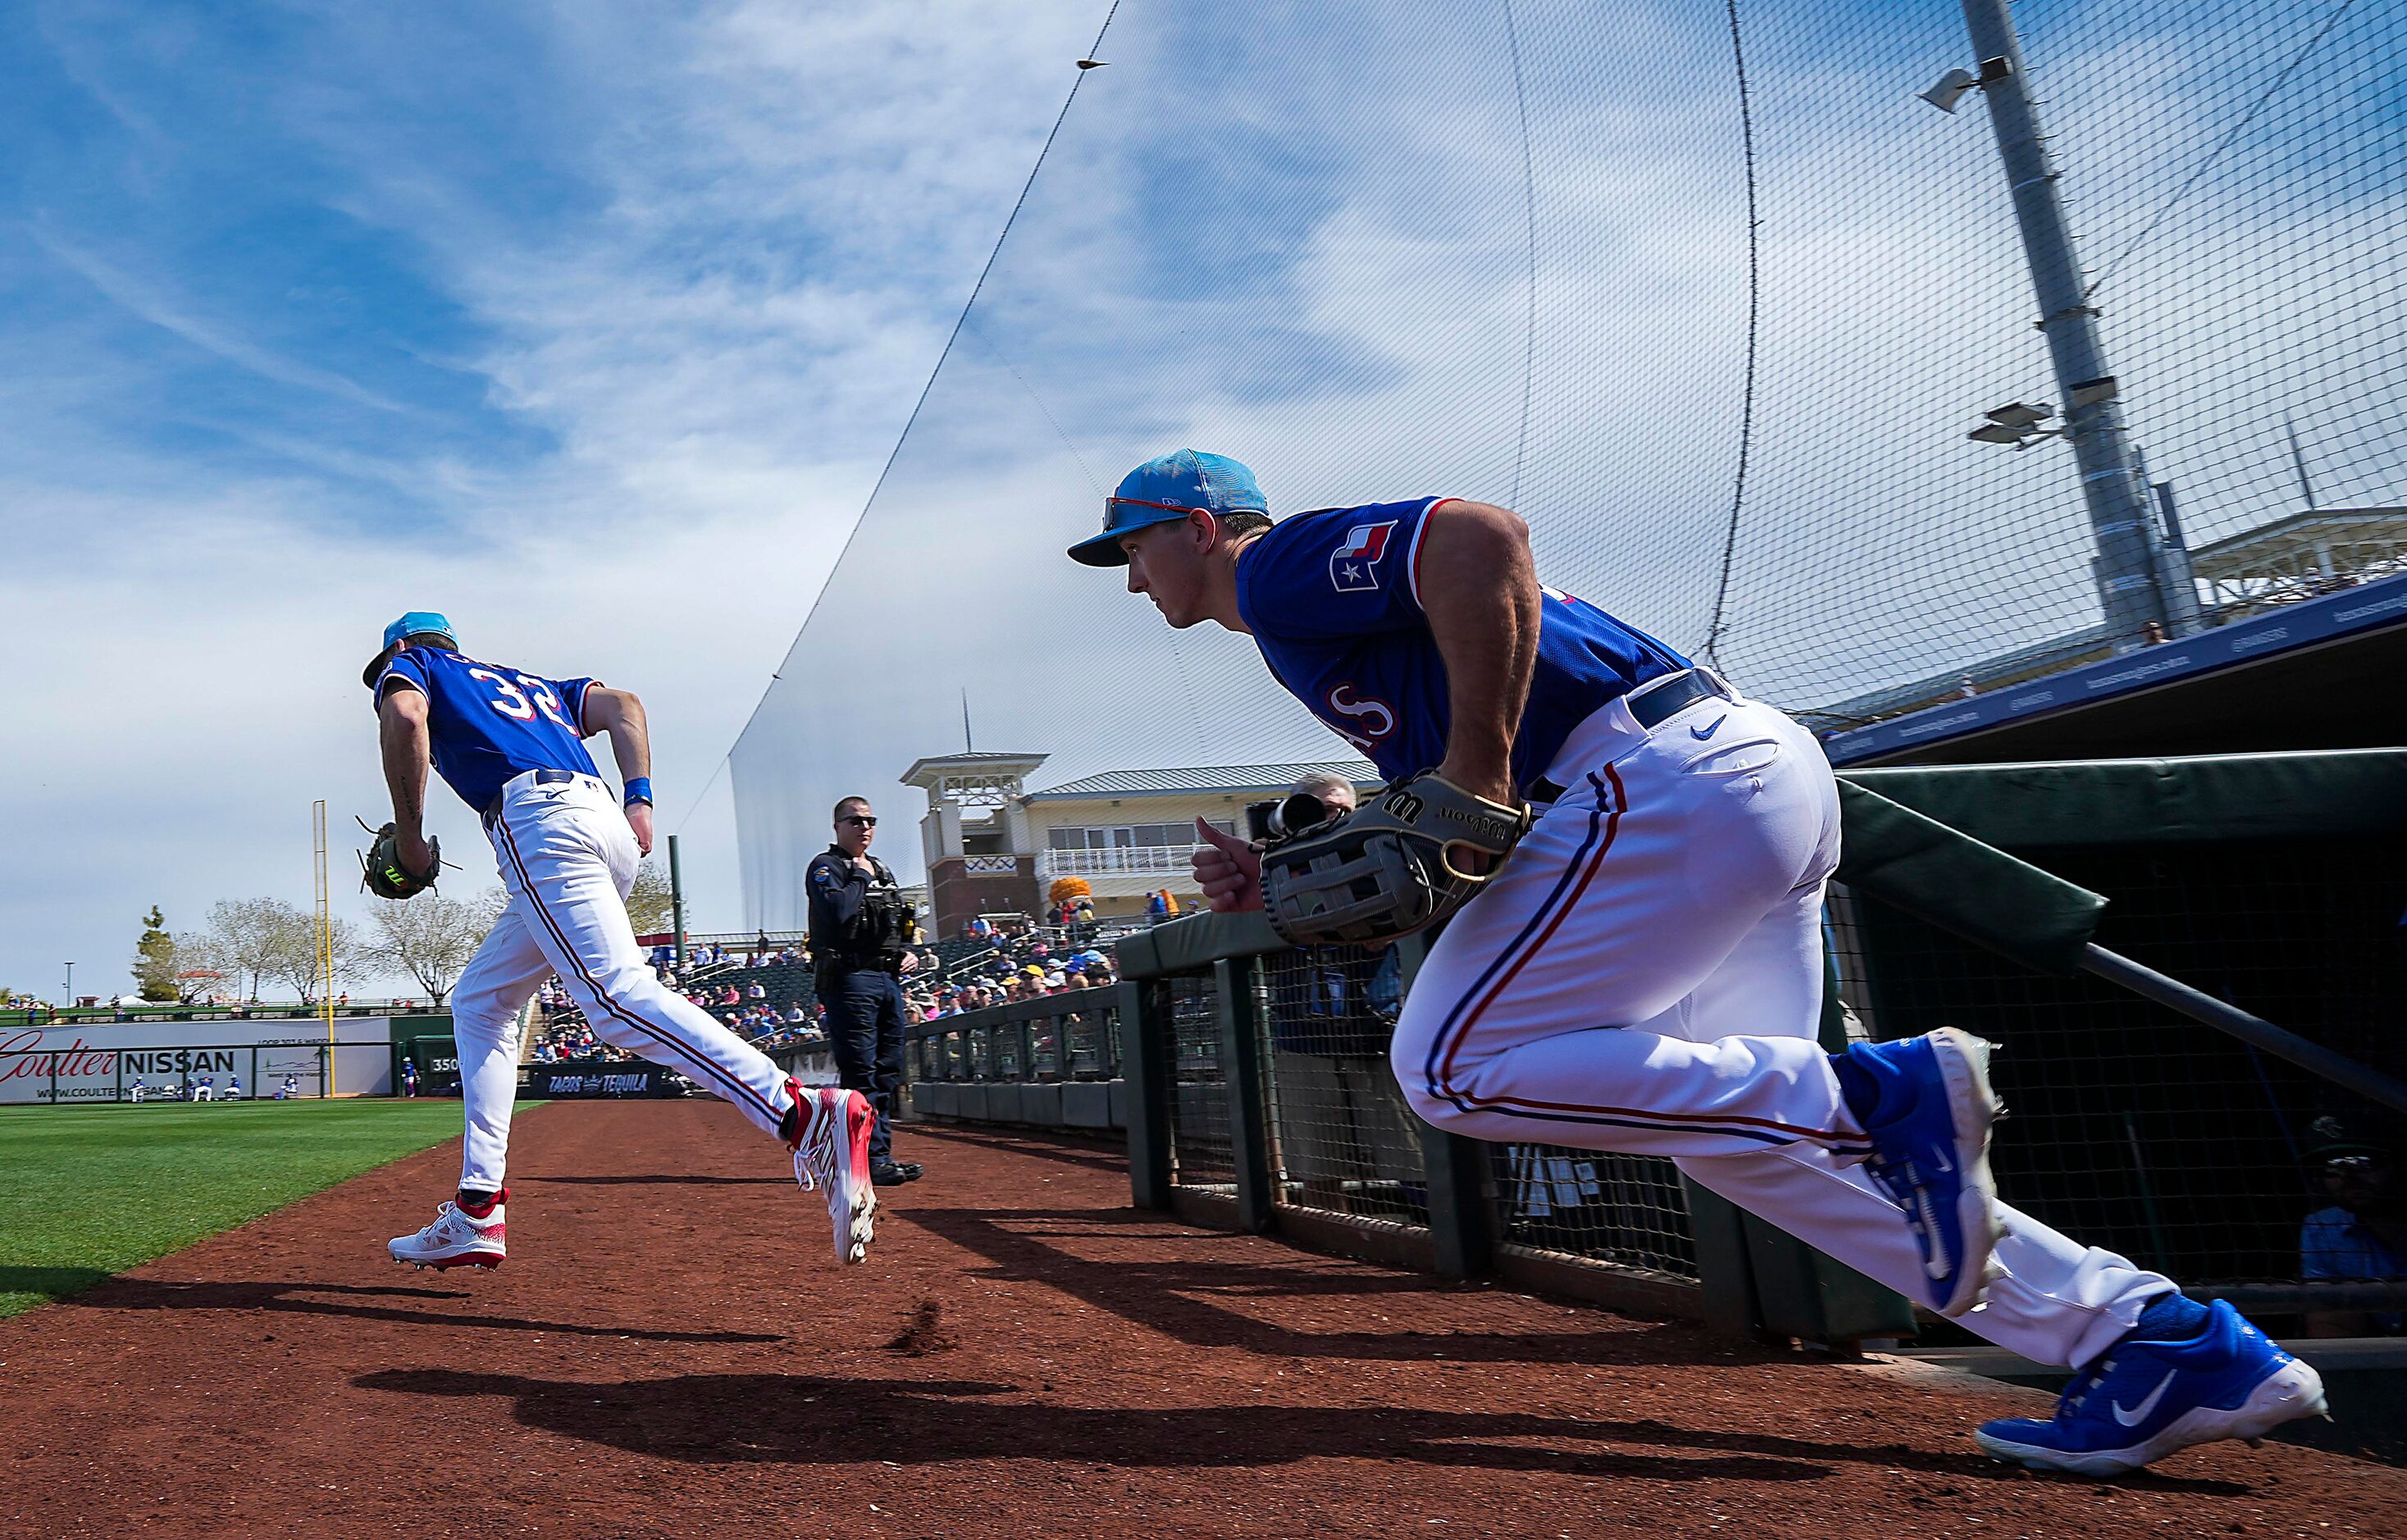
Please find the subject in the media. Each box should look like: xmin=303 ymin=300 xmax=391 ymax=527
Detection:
xmin=313 ymin=800 xmax=335 ymax=1096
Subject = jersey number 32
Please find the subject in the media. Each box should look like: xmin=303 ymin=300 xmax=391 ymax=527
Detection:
xmin=468 ymin=668 xmax=575 ymax=730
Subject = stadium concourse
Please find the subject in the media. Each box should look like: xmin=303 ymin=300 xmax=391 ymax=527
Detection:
xmin=0 ymin=1097 xmax=2395 ymax=1538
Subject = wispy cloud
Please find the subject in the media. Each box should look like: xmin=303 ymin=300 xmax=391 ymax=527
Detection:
xmin=0 ymin=0 xmax=1109 ymax=994
xmin=30 ymin=222 xmax=416 ymax=414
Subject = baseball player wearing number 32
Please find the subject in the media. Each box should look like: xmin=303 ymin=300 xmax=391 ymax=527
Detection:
xmin=362 ymin=612 xmax=877 ymax=1271
xmin=1072 ymin=451 xmax=2328 ymax=1475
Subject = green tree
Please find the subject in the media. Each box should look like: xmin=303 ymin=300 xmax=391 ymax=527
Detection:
xmin=263 ymin=911 xmax=365 ymax=1004
xmin=362 ymin=888 xmax=505 ymax=1006
xmin=201 ymin=898 xmax=292 ymax=1002
xmin=132 ymin=906 xmax=179 ymax=1001
xmin=627 ymin=859 xmax=677 ymax=937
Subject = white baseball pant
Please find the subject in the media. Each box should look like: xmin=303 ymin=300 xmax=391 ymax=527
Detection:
xmin=448 ymin=770 xmax=795 ymax=1191
xmin=1390 ymin=685 xmax=2176 ymax=1368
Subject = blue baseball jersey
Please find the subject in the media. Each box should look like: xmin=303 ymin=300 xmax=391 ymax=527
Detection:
xmin=371 ymin=648 xmax=602 ymax=811
xmin=1234 ymin=498 xmax=1690 ymax=789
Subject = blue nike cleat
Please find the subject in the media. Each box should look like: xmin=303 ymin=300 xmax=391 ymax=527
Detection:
xmin=1834 ymin=1027 xmax=2003 ymax=1316
xmin=1975 ymin=1299 xmax=2329 ymax=1475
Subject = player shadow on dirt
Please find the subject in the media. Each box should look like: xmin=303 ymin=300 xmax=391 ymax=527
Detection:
xmin=65 ymin=1276 xmax=784 ymax=1345
xmin=354 ymin=1369 xmax=2255 ymax=1493
xmin=907 ymin=1124 xmax=1129 ymax=1177
xmin=355 ymin=1367 xmax=1835 ymax=1479
xmin=509 ymin=1173 xmax=795 ymax=1187
xmin=0 ymin=1264 xmax=115 ymax=1308
xmin=896 ymin=1205 xmax=1738 ymax=1367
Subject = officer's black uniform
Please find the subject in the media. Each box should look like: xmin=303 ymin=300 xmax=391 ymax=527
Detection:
xmin=806 ymin=845 xmax=917 ymax=1173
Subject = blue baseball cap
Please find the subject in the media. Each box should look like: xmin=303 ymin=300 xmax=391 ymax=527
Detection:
xmin=1067 ymin=449 xmax=1268 ymax=566
xmin=362 ymin=610 xmax=458 ymax=686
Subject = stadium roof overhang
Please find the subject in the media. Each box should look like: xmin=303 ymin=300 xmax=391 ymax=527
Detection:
xmin=1826 ymin=569 xmax=2407 ymax=766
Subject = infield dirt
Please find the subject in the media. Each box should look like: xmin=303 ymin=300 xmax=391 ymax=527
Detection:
xmin=0 ymin=1099 xmax=2396 ymax=1538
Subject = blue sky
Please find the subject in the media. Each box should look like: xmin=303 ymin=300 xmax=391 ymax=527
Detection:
xmin=3 ymin=1 xmax=2397 ymax=973
xmin=0 ymin=0 xmax=1106 ymax=997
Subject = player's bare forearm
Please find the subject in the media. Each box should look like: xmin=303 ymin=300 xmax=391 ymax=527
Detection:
xmin=583 ymin=686 xmax=655 ymax=853
xmin=1419 ymin=500 xmax=1539 ymax=804
xmin=582 ymin=686 xmax=653 ymax=783
xmin=377 ymin=689 xmax=432 ymax=838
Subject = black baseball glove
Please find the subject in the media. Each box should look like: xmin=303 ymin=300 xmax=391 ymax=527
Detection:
xmin=360 ymin=822 xmax=440 ymax=900
xmin=1259 ymin=774 xmax=1532 ymax=947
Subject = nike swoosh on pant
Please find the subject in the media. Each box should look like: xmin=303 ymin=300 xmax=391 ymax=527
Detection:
xmin=2113 ymin=1369 xmax=2179 ymax=1426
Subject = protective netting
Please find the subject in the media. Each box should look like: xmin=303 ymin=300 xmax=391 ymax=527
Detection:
xmin=733 ymin=0 xmax=2405 ymax=923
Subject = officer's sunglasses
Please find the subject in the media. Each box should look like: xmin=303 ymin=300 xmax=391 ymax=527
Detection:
xmin=841 ymin=814 xmax=878 ymax=827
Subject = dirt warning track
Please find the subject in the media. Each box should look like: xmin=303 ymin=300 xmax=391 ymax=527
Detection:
xmin=0 ymin=1099 xmax=2396 ymax=1538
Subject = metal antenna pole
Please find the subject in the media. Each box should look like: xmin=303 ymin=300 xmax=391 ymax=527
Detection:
xmin=1961 ymin=0 xmax=2166 ymax=648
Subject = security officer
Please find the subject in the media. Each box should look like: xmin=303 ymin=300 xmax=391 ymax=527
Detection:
xmin=807 ymin=795 xmax=923 ymax=1186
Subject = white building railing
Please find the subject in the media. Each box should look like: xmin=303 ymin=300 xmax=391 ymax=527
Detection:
xmin=1037 ymin=845 xmax=1192 ymax=878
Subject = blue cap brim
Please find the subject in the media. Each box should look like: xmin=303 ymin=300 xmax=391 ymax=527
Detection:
xmin=1067 ymin=528 xmax=1132 ymax=567
xmin=1068 ymin=503 xmax=1197 ymax=567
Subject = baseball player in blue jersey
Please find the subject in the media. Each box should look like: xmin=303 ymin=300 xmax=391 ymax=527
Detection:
xmin=362 ymin=612 xmax=877 ymax=1270
xmin=1072 ymin=451 xmax=2327 ymax=1474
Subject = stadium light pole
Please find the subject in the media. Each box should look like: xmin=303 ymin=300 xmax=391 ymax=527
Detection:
xmin=667 ymin=833 xmax=688 ymax=968
xmin=1947 ymin=0 xmax=2174 ymax=649
xmin=63 ymin=961 xmax=73 ymax=1004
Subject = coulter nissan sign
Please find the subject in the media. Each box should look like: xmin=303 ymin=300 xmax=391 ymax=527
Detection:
xmin=0 ymin=1018 xmax=426 ymax=1103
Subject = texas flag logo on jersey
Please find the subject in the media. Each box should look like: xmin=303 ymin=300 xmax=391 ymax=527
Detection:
xmin=1329 ymin=521 xmax=1399 ymax=592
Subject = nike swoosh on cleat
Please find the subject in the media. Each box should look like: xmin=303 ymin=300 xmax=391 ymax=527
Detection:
xmin=2113 ymin=1369 xmax=2178 ymax=1427
xmin=1690 ymin=716 xmax=1725 ymax=740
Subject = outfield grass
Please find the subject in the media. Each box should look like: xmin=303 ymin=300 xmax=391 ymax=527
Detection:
xmin=0 ymin=1100 xmax=472 ymax=1318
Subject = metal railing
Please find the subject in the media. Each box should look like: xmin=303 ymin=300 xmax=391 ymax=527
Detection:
xmin=1101 ymin=920 xmax=1725 ymax=1319
xmin=1037 ymin=845 xmax=1192 ymax=879
xmin=900 ymin=989 xmax=1125 ymax=1132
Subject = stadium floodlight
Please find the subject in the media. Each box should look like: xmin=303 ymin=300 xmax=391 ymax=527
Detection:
xmin=1985 ymin=401 xmax=2055 ymax=430
xmin=1970 ymin=401 xmax=2063 ymax=448
xmin=1921 ymin=67 xmax=1978 ymax=112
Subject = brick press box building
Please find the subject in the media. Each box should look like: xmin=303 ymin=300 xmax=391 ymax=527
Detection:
xmin=900 ymin=751 xmax=1376 ymax=936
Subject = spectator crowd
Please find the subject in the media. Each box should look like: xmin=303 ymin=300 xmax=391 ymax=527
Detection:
xmin=518 ymin=927 xmax=1122 ymax=1068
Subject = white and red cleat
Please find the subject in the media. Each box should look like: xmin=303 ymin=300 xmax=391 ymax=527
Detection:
xmin=388 ymin=1192 xmax=508 ymax=1270
xmin=786 ymin=1080 xmax=876 ymax=1266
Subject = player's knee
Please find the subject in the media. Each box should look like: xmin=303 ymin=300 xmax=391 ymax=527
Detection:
xmin=1388 ymin=1044 xmax=1455 ymax=1130
xmin=450 ymin=977 xmax=508 ymax=1026
xmin=1397 ymin=1073 xmax=1468 ymax=1133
